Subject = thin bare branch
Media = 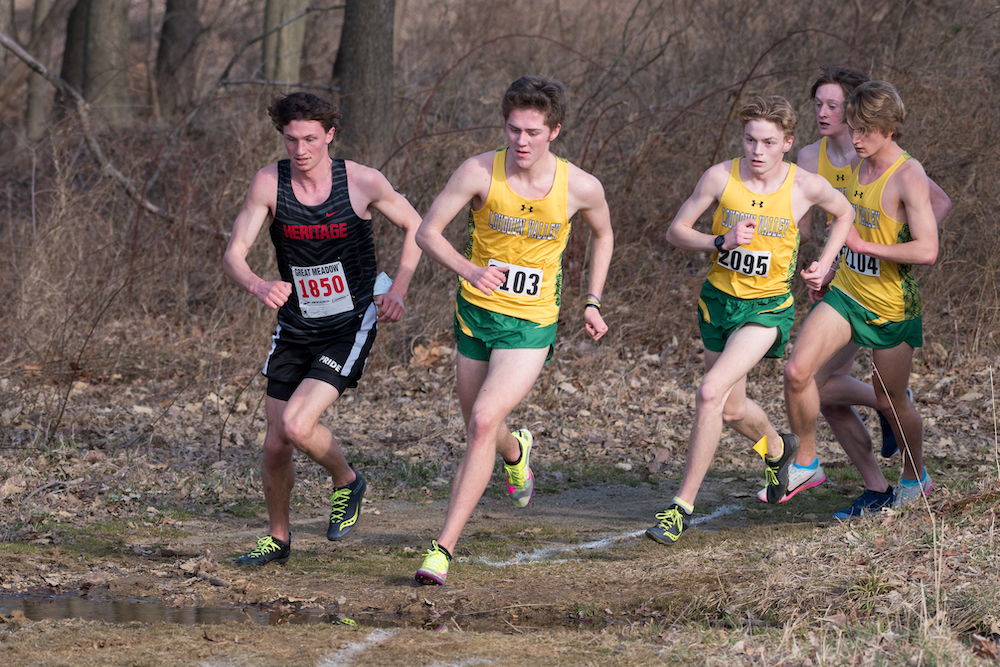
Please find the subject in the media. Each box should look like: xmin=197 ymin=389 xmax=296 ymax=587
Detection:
xmin=0 ymin=29 xmax=177 ymax=222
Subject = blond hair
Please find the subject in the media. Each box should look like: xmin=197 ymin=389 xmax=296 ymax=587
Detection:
xmin=739 ymin=96 xmax=796 ymax=140
xmin=844 ymin=80 xmax=906 ymax=140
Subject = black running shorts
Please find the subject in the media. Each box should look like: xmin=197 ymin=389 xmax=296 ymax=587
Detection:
xmin=262 ymin=303 xmax=378 ymax=401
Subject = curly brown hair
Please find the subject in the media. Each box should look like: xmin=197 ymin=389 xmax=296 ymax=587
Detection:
xmin=267 ymin=92 xmax=342 ymax=133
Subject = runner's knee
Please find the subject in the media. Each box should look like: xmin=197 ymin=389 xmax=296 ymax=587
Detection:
xmin=466 ymin=412 xmax=501 ymax=448
xmin=280 ymin=413 xmax=316 ymax=450
xmin=695 ymin=379 xmax=728 ymax=414
xmin=783 ymin=358 xmax=812 ymax=393
xmin=262 ymin=436 xmax=294 ymax=467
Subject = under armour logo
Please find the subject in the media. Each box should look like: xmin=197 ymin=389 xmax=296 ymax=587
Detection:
xmin=854 ymin=190 xmax=864 ymax=198
xmin=521 ymin=204 xmax=533 ymax=213
xmin=836 ymin=174 xmax=845 ymax=181
xmin=751 ymin=200 xmax=763 ymax=208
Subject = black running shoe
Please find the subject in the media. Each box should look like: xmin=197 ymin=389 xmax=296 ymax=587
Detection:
xmin=235 ymin=535 xmax=290 ymax=565
xmin=645 ymin=504 xmax=688 ymax=544
xmin=327 ymin=469 xmax=366 ymax=540
xmin=764 ymin=433 xmax=800 ymax=504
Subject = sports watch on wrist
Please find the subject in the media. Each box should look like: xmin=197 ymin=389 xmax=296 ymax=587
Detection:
xmin=714 ymin=235 xmax=726 ymax=252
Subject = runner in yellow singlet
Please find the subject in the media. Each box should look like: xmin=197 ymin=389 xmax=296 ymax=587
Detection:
xmin=413 ymin=76 xmax=614 ymax=584
xmin=764 ymin=70 xmax=951 ymax=511
xmin=645 ymin=96 xmax=854 ymax=545
xmin=785 ymin=81 xmax=943 ymax=519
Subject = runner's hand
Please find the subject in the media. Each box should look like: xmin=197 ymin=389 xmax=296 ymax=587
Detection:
xmin=468 ymin=265 xmax=508 ymax=296
xmin=732 ymin=216 xmax=756 ymax=247
xmin=808 ymin=267 xmax=837 ymax=304
xmin=375 ymin=291 xmax=405 ymax=323
xmin=584 ymin=306 xmax=608 ymax=341
xmin=254 ymin=280 xmax=292 ymax=309
xmin=800 ymin=261 xmax=829 ymax=293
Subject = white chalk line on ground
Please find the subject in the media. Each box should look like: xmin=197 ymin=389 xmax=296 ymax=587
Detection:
xmin=318 ymin=628 xmax=397 ymax=667
xmin=317 ymin=628 xmax=494 ymax=667
xmin=476 ymin=503 xmax=743 ymax=566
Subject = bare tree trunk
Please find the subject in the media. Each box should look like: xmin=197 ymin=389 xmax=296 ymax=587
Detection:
xmin=393 ymin=0 xmax=406 ymax=46
xmin=145 ymin=0 xmax=160 ymax=121
xmin=26 ymin=0 xmax=54 ymax=139
xmin=262 ymin=0 xmax=307 ymax=84
xmin=0 ymin=0 xmax=74 ymax=117
xmin=59 ymin=0 xmax=132 ymax=126
xmin=155 ymin=0 xmax=199 ymax=113
xmin=0 ymin=0 xmax=16 ymax=77
xmin=335 ymin=0 xmax=394 ymax=163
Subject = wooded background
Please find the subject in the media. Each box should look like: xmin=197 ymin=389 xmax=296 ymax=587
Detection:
xmin=0 ymin=0 xmax=996 ymax=441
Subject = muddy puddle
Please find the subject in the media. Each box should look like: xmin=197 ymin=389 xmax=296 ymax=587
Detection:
xmin=0 ymin=595 xmax=405 ymax=629
xmin=0 ymin=595 xmax=572 ymax=633
xmin=0 ymin=594 xmax=600 ymax=634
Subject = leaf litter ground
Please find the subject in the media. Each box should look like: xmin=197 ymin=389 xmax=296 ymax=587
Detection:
xmin=1 ymin=331 xmax=998 ymax=666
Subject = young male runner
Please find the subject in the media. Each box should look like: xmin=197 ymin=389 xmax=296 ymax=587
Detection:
xmin=222 ymin=92 xmax=422 ymax=564
xmin=645 ymin=96 xmax=855 ymax=544
xmin=758 ymin=68 xmax=951 ymax=505
xmin=413 ymin=76 xmax=613 ymax=584
xmin=784 ymin=81 xmax=940 ymax=518
xmin=759 ymin=67 xmax=878 ymax=503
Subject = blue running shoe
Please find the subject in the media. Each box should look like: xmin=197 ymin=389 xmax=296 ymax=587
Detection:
xmin=833 ymin=487 xmax=895 ymax=520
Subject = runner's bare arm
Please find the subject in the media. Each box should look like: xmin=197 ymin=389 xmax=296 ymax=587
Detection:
xmin=799 ymin=172 xmax=854 ymax=291
xmin=347 ymin=162 xmax=424 ymax=323
xmin=855 ymin=163 xmax=938 ymax=266
xmin=415 ymin=155 xmax=508 ymax=296
xmin=222 ymin=166 xmax=291 ymax=310
xmin=665 ymin=163 xmax=736 ymax=251
xmin=928 ymin=177 xmax=952 ymax=224
xmin=568 ymin=167 xmax=614 ymax=341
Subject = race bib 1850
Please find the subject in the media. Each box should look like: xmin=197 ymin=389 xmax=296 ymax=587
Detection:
xmin=488 ymin=259 xmax=543 ymax=299
xmin=291 ymin=262 xmax=354 ymax=318
xmin=716 ymin=248 xmax=771 ymax=277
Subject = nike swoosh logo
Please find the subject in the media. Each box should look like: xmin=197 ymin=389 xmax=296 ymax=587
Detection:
xmin=326 ymin=210 xmax=339 ymax=218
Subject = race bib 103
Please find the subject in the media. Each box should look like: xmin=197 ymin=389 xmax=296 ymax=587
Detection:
xmin=488 ymin=259 xmax=543 ymax=299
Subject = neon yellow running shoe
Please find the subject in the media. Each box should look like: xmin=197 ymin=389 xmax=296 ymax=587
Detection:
xmin=645 ymin=505 xmax=687 ymax=544
xmin=505 ymin=429 xmax=535 ymax=508
xmin=234 ymin=534 xmax=290 ymax=565
xmin=327 ymin=469 xmax=366 ymax=541
xmin=415 ymin=541 xmax=451 ymax=585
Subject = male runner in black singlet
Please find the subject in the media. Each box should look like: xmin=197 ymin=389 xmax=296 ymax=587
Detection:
xmin=223 ymin=92 xmax=422 ymax=565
